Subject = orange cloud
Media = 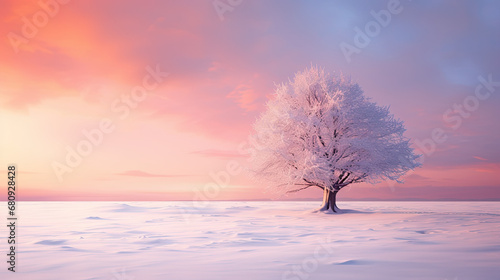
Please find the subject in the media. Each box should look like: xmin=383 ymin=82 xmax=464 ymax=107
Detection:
xmin=227 ymin=84 xmax=259 ymax=111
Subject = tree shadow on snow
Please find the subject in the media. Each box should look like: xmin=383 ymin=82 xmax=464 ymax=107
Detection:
xmin=312 ymin=208 xmax=374 ymax=215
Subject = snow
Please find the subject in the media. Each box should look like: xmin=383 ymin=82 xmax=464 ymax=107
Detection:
xmin=2 ymin=201 xmax=500 ymax=280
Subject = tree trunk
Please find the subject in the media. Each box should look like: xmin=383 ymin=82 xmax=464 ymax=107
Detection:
xmin=317 ymin=188 xmax=331 ymax=211
xmin=316 ymin=188 xmax=339 ymax=212
xmin=316 ymin=188 xmax=340 ymax=213
xmin=329 ymin=190 xmax=339 ymax=212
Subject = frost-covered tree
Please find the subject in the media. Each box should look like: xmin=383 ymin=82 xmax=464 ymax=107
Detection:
xmin=252 ymin=67 xmax=420 ymax=212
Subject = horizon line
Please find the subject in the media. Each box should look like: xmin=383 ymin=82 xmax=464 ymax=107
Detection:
xmin=4 ymin=199 xmax=500 ymax=202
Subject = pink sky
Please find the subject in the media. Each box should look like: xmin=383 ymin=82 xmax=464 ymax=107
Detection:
xmin=1 ymin=0 xmax=499 ymax=201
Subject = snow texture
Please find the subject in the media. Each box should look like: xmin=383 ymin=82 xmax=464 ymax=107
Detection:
xmin=2 ymin=201 xmax=500 ymax=280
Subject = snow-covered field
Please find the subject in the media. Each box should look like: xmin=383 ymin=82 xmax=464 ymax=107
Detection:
xmin=2 ymin=201 xmax=500 ymax=280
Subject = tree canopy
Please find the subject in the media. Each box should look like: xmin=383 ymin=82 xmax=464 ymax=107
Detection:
xmin=252 ymin=67 xmax=420 ymax=202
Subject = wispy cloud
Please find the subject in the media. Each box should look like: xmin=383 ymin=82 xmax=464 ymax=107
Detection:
xmin=227 ymin=84 xmax=259 ymax=111
xmin=115 ymin=170 xmax=189 ymax=178
xmin=191 ymin=149 xmax=249 ymax=158
xmin=474 ymin=156 xmax=488 ymax=161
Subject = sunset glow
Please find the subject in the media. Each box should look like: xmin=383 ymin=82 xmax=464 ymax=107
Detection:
xmin=1 ymin=0 xmax=499 ymax=201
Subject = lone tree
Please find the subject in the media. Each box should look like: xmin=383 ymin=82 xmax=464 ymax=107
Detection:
xmin=252 ymin=67 xmax=420 ymax=212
